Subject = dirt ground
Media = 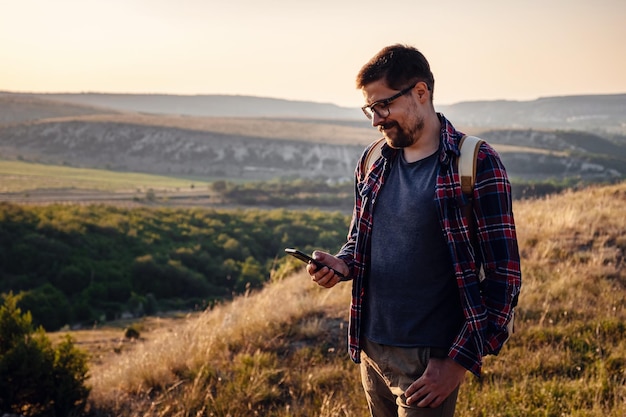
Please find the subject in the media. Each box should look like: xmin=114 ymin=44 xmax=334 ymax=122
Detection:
xmin=48 ymin=313 xmax=197 ymax=365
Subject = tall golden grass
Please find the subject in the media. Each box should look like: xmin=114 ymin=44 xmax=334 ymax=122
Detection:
xmin=84 ymin=181 xmax=626 ymax=417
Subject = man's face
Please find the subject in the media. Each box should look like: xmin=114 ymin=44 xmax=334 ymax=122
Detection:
xmin=361 ymin=80 xmax=423 ymax=149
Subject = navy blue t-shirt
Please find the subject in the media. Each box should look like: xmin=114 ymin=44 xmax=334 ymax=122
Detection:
xmin=364 ymin=148 xmax=464 ymax=348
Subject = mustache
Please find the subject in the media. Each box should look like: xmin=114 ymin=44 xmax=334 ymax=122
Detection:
xmin=379 ymin=121 xmax=398 ymax=132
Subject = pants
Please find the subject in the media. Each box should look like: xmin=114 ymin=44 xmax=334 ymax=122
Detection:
xmin=360 ymin=338 xmax=460 ymax=417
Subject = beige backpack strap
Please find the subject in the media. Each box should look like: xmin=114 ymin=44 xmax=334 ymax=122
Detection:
xmin=360 ymin=137 xmax=386 ymax=180
xmin=458 ymin=135 xmax=484 ymax=196
xmin=458 ymin=135 xmax=514 ymax=338
xmin=458 ymin=135 xmax=486 ymax=282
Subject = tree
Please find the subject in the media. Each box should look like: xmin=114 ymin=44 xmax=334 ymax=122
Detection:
xmin=0 ymin=293 xmax=90 ymax=416
xmin=18 ymin=284 xmax=72 ymax=331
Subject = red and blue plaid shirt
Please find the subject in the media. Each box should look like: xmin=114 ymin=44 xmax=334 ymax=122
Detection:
xmin=336 ymin=114 xmax=521 ymax=377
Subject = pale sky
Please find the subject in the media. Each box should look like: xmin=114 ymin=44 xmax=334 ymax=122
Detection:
xmin=1 ymin=0 xmax=625 ymax=108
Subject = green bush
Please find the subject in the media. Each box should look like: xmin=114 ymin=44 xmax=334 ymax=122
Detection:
xmin=0 ymin=293 xmax=90 ymax=416
xmin=17 ymin=284 xmax=72 ymax=331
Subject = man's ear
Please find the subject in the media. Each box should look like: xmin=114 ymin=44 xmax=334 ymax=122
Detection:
xmin=415 ymin=81 xmax=430 ymax=102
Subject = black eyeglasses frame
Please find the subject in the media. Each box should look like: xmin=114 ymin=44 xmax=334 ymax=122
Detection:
xmin=361 ymin=83 xmax=417 ymax=120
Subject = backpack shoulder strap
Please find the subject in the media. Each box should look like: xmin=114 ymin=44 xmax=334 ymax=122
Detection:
xmin=457 ymin=135 xmax=484 ymax=196
xmin=458 ymin=135 xmax=486 ymax=282
xmin=457 ymin=135 xmax=515 ymax=338
xmin=360 ymin=137 xmax=386 ymax=180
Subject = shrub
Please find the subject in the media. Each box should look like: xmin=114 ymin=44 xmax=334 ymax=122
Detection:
xmin=124 ymin=325 xmax=140 ymax=340
xmin=0 ymin=293 xmax=90 ymax=416
xmin=17 ymin=284 xmax=72 ymax=331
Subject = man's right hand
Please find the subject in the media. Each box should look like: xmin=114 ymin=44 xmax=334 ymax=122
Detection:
xmin=306 ymin=251 xmax=348 ymax=288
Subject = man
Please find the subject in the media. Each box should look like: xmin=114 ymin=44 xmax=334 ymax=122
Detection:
xmin=306 ymin=44 xmax=521 ymax=417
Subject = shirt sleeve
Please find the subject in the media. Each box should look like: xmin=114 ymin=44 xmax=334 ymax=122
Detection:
xmin=446 ymin=142 xmax=522 ymax=377
xmin=473 ymin=144 xmax=522 ymax=354
xmin=336 ymin=164 xmax=363 ymax=279
xmin=336 ymin=140 xmax=383 ymax=279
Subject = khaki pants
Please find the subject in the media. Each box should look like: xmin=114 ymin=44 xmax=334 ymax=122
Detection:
xmin=360 ymin=338 xmax=460 ymax=417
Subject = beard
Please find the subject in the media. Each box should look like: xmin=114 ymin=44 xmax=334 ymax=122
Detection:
xmin=380 ymin=116 xmax=425 ymax=149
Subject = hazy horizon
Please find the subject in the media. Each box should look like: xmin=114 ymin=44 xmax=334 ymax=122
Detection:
xmin=4 ymin=89 xmax=626 ymax=110
xmin=1 ymin=0 xmax=625 ymax=108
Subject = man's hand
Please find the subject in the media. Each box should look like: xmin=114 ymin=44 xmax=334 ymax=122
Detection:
xmin=306 ymin=251 xmax=349 ymax=288
xmin=405 ymin=357 xmax=466 ymax=408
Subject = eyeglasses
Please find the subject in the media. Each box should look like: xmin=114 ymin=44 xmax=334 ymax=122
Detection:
xmin=361 ymin=83 xmax=416 ymax=120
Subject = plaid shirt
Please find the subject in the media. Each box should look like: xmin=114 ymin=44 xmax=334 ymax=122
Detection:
xmin=336 ymin=114 xmax=521 ymax=377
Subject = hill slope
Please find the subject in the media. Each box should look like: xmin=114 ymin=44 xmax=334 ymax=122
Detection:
xmin=81 ymin=181 xmax=626 ymax=416
xmin=0 ymin=117 xmax=623 ymax=184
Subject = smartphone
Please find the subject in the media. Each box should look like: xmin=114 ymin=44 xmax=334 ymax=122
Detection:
xmin=284 ymin=248 xmax=345 ymax=279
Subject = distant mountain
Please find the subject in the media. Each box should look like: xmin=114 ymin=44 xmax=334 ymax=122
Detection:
xmin=0 ymin=93 xmax=121 ymax=125
xmin=0 ymin=91 xmax=362 ymax=120
xmin=0 ymin=91 xmax=624 ymax=186
xmin=2 ymin=91 xmax=625 ymax=134
xmin=438 ymin=94 xmax=626 ymax=134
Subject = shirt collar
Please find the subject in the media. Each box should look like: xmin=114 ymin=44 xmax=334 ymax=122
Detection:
xmin=437 ymin=113 xmax=464 ymax=165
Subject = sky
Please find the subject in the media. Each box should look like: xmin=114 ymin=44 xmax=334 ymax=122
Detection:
xmin=1 ymin=0 xmax=625 ymax=108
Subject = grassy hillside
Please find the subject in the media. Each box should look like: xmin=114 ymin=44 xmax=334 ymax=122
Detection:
xmin=0 ymin=159 xmax=211 ymax=194
xmin=76 ymin=181 xmax=626 ymax=417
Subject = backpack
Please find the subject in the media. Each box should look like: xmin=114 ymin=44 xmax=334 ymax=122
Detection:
xmin=360 ymin=135 xmax=515 ymax=339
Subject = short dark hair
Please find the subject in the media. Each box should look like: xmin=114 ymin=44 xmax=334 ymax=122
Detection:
xmin=356 ymin=44 xmax=435 ymax=100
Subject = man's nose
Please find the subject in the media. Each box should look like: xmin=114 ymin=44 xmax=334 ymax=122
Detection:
xmin=372 ymin=111 xmax=385 ymax=127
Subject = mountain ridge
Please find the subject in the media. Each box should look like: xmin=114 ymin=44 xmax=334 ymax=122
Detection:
xmin=0 ymin=91 xmax=624 ymax=186
xmin=0 ymin=118 xmax=622 ymax=184
xmin=2 ymin=91 xmax=625 ymax=134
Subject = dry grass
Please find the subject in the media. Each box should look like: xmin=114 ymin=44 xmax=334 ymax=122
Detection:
xmin=456 ymin=182 xmax=626 ymax=417
xmin=76 ymin=181 xmax=626 ymax=416
xmin=514 ymin=183 xmax=626 ymax=321
xmin=85 ymin=274 xmax=364 ymax=416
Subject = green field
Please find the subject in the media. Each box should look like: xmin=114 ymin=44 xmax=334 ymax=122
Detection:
xmin=0 ymin=159 xmax=212 ymax=193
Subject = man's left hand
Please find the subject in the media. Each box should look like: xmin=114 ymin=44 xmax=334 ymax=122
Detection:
xmin=405 ymin=357 xmax=466 ymax=408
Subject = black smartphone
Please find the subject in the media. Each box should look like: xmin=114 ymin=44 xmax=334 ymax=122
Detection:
xmin=284 ymin=248 xmax=345 ymax=279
